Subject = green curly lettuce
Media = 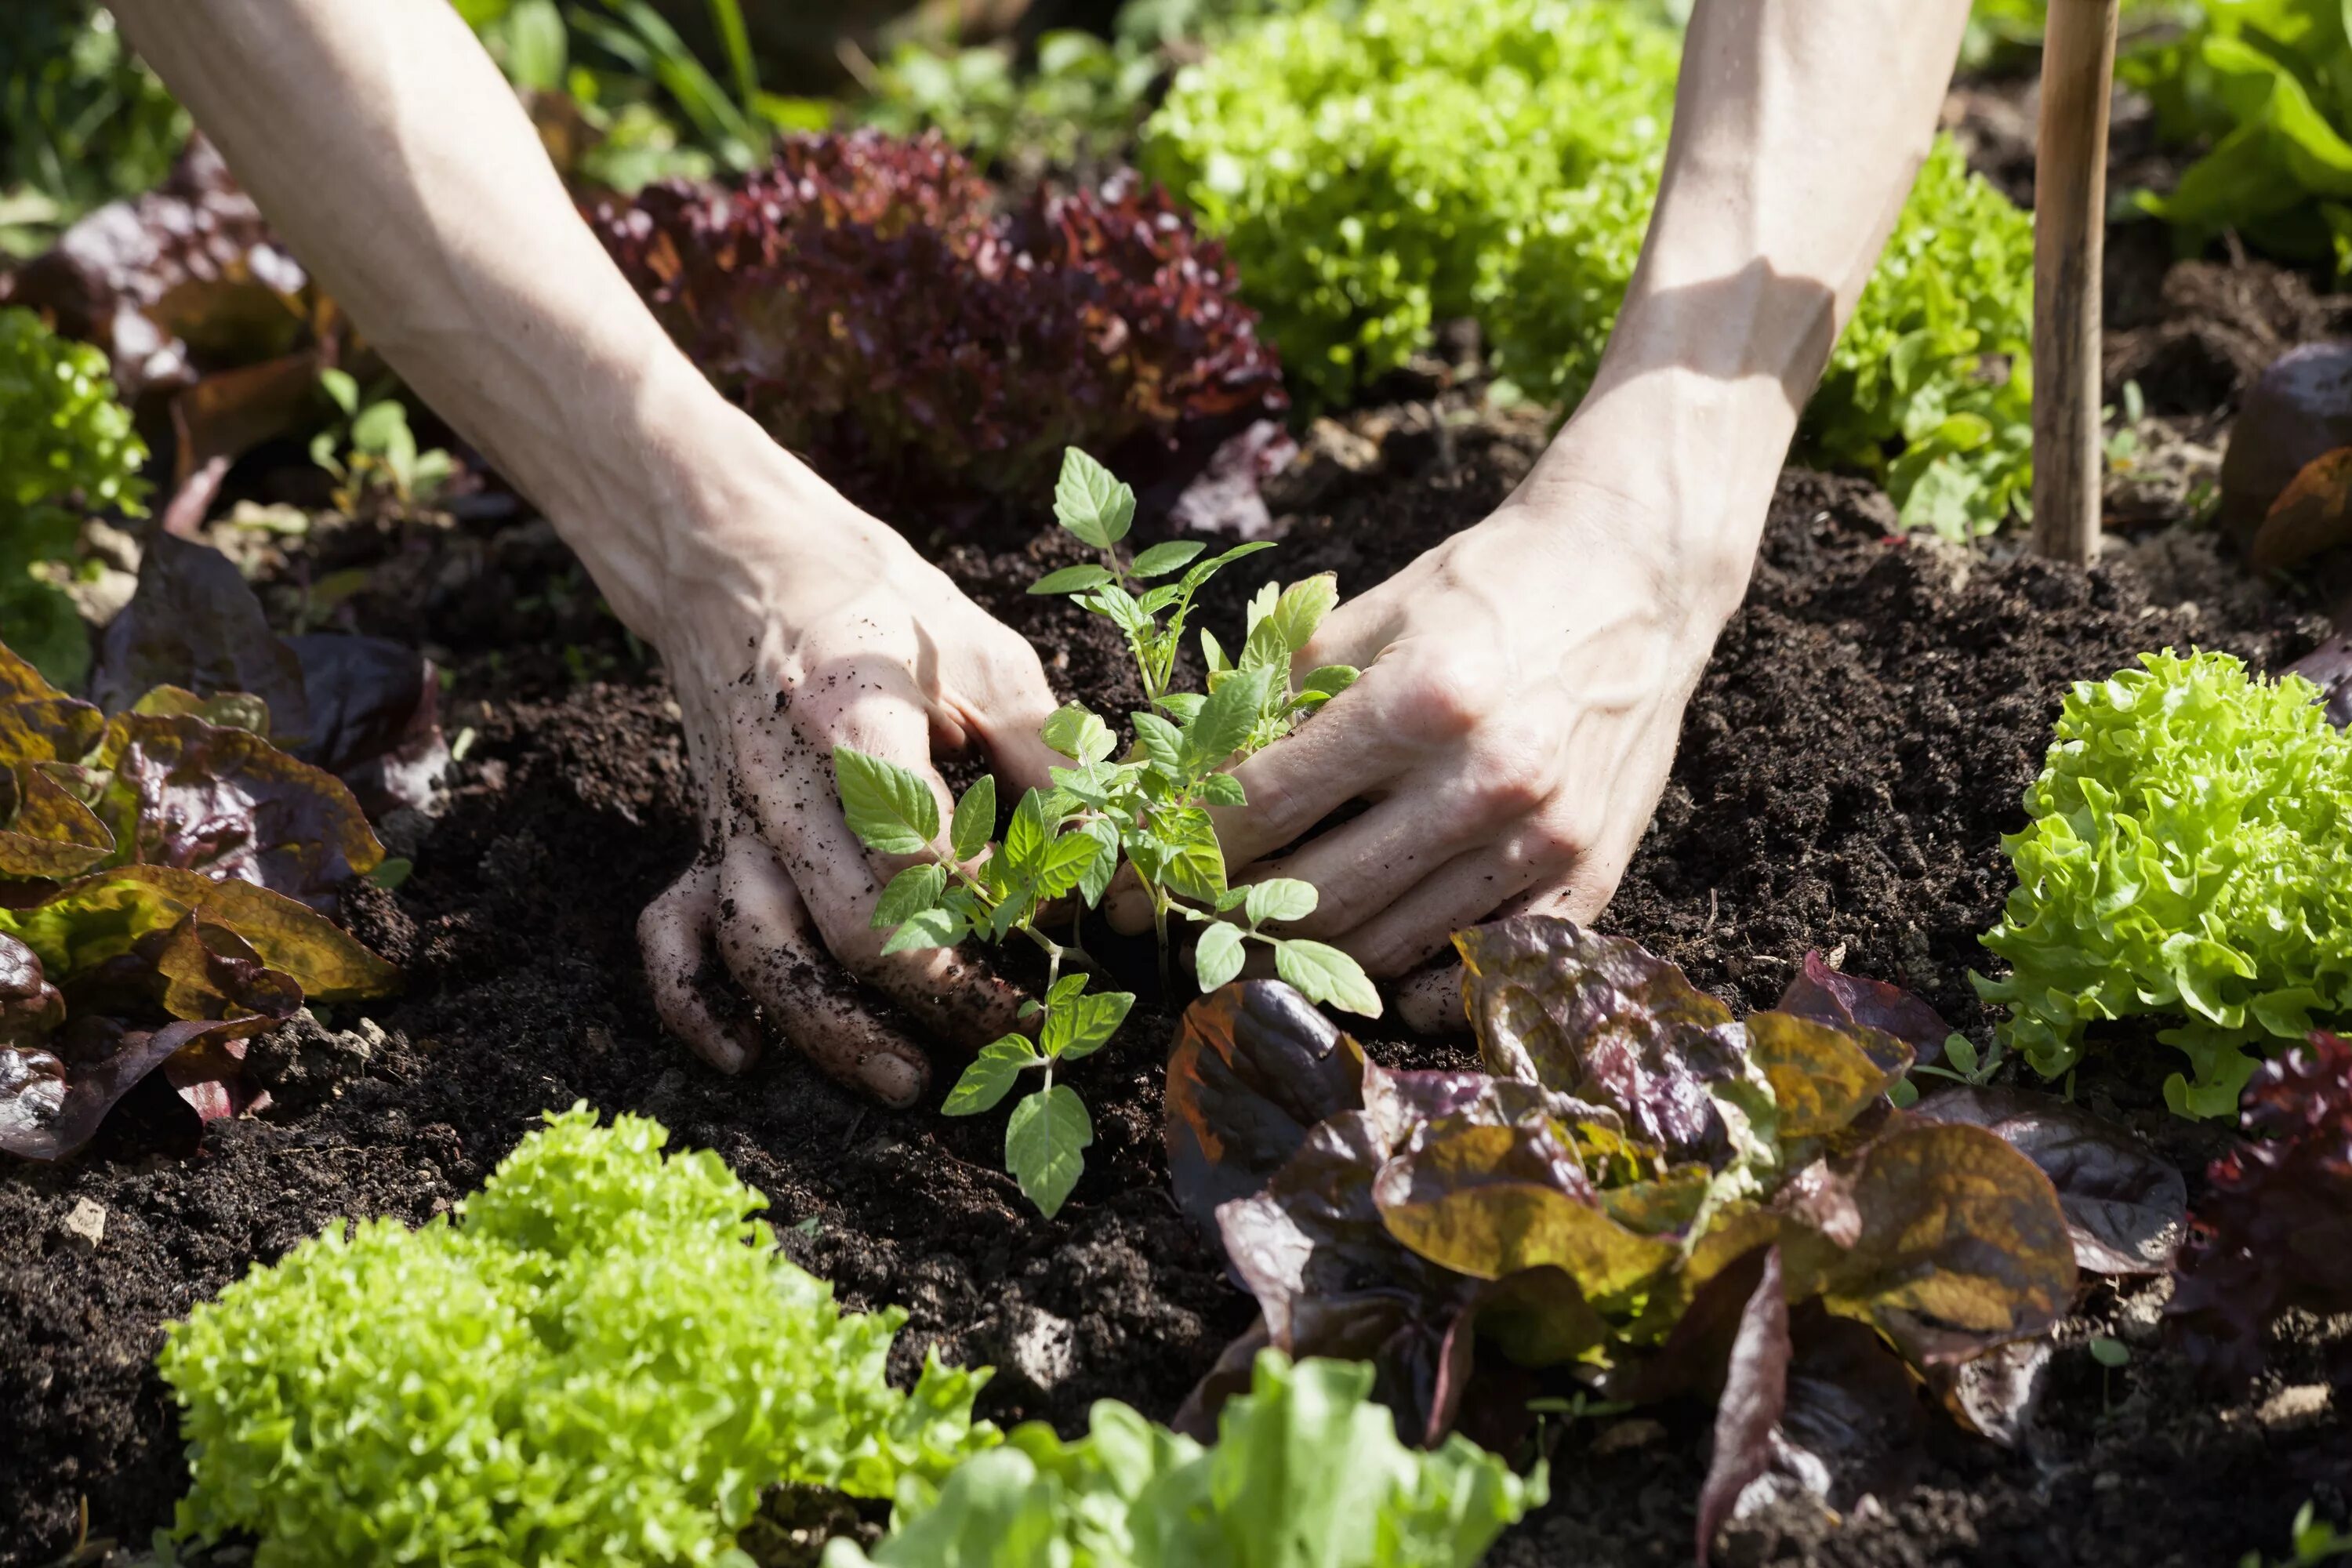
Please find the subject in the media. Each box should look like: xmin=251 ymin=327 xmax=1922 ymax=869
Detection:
xmin=1141 ymin=0 xmax=2035 ymax=538
xmin=0 ymin=304 xmax=148 ymax=687
xmin=1976 ymin=650 xmax=2352 ymax=1118
xmin=160 ymin=1105 xmax=995 ymax=1568
xmin=824 ymin=1351 xmax=1541 ymax=1568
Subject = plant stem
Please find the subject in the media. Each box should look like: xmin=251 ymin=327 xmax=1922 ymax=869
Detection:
xmin=1152 ymin=888 xmax=1172 ymax=997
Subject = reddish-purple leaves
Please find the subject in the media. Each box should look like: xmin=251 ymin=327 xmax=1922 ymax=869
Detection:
xmin=1776 ymin=949 xmax=1955 ymax=1068
xmin=2167 ymin=1031 xmax=2352 ymax=1385
xmin=593 ymin=132 xmax=1287 ymax=528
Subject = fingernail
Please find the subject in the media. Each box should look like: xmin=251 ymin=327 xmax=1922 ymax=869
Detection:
xmin=863 ymin=1051 xmax=926 ymax=1109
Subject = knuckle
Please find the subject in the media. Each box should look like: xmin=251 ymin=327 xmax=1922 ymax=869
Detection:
xmin=1394 ymin=647 xmax=1497 ymax=745
xmin=1461 ymin=744 xmax=1554 ymax=822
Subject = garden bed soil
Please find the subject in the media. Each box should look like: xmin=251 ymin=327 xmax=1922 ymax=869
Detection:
xmin=9 ymin=303 xmax=2352 ymax=1566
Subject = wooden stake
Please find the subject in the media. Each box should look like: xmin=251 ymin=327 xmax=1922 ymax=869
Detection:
xmin=2030 ymin=0 xmax=2121 ymax=564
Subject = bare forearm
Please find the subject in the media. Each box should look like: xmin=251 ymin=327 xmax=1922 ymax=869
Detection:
xmin=107 ymin=0 xmax=790 ymax=641
xmin=1526 ymin=0 xmax=1972 ymax=605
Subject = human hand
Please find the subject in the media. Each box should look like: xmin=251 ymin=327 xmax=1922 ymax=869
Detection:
xmin=1114 ymin=444 xmax=1761 ymax=1033
xmin=632 ymin=457 xmax=1064 ymax=1104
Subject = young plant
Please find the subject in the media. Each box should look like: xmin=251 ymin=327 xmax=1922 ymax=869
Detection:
xmin=311 ymin=368 xmax=452 ymax=511
xmin=833 ymin=447 xmax=1377 ymax=1218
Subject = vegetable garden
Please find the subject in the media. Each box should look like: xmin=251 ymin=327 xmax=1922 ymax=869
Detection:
xmin=4 ymin=1 xmax=2352 ymax=1566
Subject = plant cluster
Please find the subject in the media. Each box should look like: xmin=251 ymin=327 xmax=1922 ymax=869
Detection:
xmin=2125 ymin=0 xmax=2352 ymax=275
xmin=1976 ymin=649 xmax=2352 ymax=1117
xmin=1163 ymin=919 xmax=2103 ymax=1457
xmin=824 ymin=1351 xmax=1541 ymax=1568
xmin=0 ymin=1 xmax=188 ymax=258
xmin=0 ymin=304 xmax=148 ymax=688
xmin=858 ymin=31 xmax=1160 ymax=187
xmin=1139 ymin=0 xmax=2038 ymax=536
xmin=0 ymin=534 xmax=448 ymax=1158
xmin=2165 ymin=1030 xmax=2352 ymax=1385
xmin=593 ymin=132 xmax=1287 ymax=527
xmin=162 ymin=1105 xmax=995 ymax=1567
xmin=311 ymin=367 xmax=454 ymax=511
xmin=837 ymin=448 xmax=1373 ymax=1216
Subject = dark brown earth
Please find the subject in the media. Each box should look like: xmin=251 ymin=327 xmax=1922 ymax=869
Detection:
xmin=7 ymin=267 xmax=2352 ymax=1568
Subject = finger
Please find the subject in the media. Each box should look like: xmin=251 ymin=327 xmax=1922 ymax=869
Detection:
xmin=731 ymin=703 xmax=1027 ymax=1047
xmin=715 ymin=841 xmax=930 ymax=1107
xmin=638 ymin=860 xmax=760 ymax=1073
xmin=1234 ymin=784 xmax=1498 ymax=939
xmin=1399 ymin=966 xmax=1468 ymax=1036
xmin=1323 ymin=840 xmax=1558 ymax=977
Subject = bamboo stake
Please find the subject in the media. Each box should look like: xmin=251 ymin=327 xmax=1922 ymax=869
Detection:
xmin=2030 ymin=0 xmax=2122 ymax=564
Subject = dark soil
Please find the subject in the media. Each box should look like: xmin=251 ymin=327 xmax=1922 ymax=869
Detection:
xmin=9 ymin=272 xmax=2352 ymax=1568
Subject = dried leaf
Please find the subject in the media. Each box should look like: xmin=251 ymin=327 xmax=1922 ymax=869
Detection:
xmin=1165 ymin=980 xmax=1367 ymax=1239
xmin=1774 ymin=951 xmax=1953 ymax=1068
xmin=1456 ymin=916 xmax=1748 ymax=1163
xmin=1911 ymin=1085 xmax=2186 ymax=1275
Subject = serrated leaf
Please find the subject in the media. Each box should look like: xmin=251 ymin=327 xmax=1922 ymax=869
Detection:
xmin=1076 ymin=818 xmax=1120 ymax=906
xmin=1136 ymin=584 xmax=1183 ymax=616
xmin=873 ymin=863 xmax=948 ymax=929
xmin=1053 ymin=448 xmax=1134 ymax=549
xmin=1006 ymin=1083 xmax=1093 ymax=1217
xmin=1275 ymin=938 xmax=1381 ymax=1017
xmin=998 ymin=788 xmax=1052 ymax=881
xmin=1245 ymin=878 xmax=1319 ymax=927
xmin=1130 ymin=540 xmax=1206 ymax=579
xmin=1156 ymin=691 xmax=1206 ymax=724
xmin=944 ymin=1036 xmax=1037 ymax=1115
xmin=1196 ymin=922 xmax=1247 ymax=991
xmin=1176 ymin=542 xmax=1277 ymax=601
xmin=880 ymin=904 xmax=968 ymax=955
xmin=1081 ymin=582 xmax=1152 ymax=635
xmin=1161 ymin=806 xmax=1228 ymax=906
xmin=1182 ymin=665 xmax=1275 ymax=775
xmin=950 ymin=775 xmax=996 ymax=863
xmin=1200 ymin=771 xmax=1247 ymax=807
xmin=1243 ymin=579 xmax=1279 ymax=633
xmin=1298 ymin=664 xmax=1360 ymax=701
xmin=1044 ymin=986 xmax=1134 ymax=1061
xmin=1031 ymin=564 xmax=1116 ymax=596
xmin=1269 ymin=574 xmax=1340 ymax=653
xmin=1041 ymin=704 xmax=1118 ymax=766
xmin=833 ymin=745 xmax=939 ymax=855
xmin=1201 ymin=627 xmax=1231 ymax=674
xmin=1034 ymin=830 xmax=1104 ymax=900
xmin=1131 ymin=710 xmax=1185 ymax=779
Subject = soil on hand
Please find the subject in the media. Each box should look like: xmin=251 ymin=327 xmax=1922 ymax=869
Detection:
xmin=6 ymin=332 xmax=2350 ymax=1567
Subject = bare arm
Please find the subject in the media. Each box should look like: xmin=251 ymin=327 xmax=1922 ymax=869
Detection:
xmin=111 ymin=0 xmax=1065 ymax=1099
xmin=1191 ymin=0 xmax=1976 ymax=1022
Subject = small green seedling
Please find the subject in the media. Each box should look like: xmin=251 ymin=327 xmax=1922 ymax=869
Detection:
xmin=2087 ymin=1333 xmax=2129 ymax=1414
xmin=834 ymin=447 xmax=1378 ymax=1218
xmin=313 ymin=368 xmax=452 ymax=510
xmin=1893 ymin=1030 xmax=2005 ymax=1107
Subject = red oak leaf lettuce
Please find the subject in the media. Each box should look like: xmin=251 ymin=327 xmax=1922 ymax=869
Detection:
xmin=2166 ymin=1030 xmax=2352 ymax=1386
xmin=593 ymin=130 xmax=1287 ymax=528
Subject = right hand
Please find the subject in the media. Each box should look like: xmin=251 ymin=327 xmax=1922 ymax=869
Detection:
xmin=631 ymin=462 xmax=1065 ymax=1105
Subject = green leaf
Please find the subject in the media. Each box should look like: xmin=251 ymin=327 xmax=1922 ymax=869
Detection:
xmin=1200 ymin=627 xmax=1231 ymax=675
xmin=1075 ymin=818 xmax=1121 ymax=907
xmin=1034 ymin=829 xmax=1105 ymax=900
xmin=996 ymin=788 xmax=1054 ymax=884
xmin=1052 ymin=448 xmax=1134 ymax=550
xmin=1177 ymin=541 xmax=1276 ymax=598
xmin=1080 ymin=583 xmax=1152 ymax=637
xmin=880 ymin=905 xmax=968 ymax=955
xmin=1156 ymin=806 xmax=1228 ymax=906
xmin=1195 ymin=922 xmax=1247 ymax=992
xmin=1043 ymin=986 xmax=1134 ymax=1061
xmin=318 ymin=368 xmax=360 ymax=416
xmin=1242 ymin=580 xmax=1279 ymax=635
xmin=943 ymin=1036 xmax=1036 ymax=1115
xmin=949 ymin=775 xmax=996 ymax=863
xmin=1198 ymin=771 xmax=1247 ymax=808
xmin=1131 ymin=710 xmax=1185 ymax=779
xmin=1181 ymin=665 xmax=1275 ymax=775
xmin=833 ymin=746 xmax=939 ymax=855
xmin=1268 ymin=574 xmax=1340 ymax=654
xmin=1031 ymin=564 xmax=1116 ymax=596
xmin=350 ymin=399 xmax=410 ymax=456
xmin=1274 ymin=938 xmax=1381 ymax=1017
xmin=1129 ymin=540 xmax=1207 ymax=579
xmin=1298 ymin=664 xmax=1360 ymax=701
xmin=873 ymin=863 xmax=948 ymax=929
xmin=1041 ymin=704 xmax=1117 ymax=765
xmin=1006 ymin=1083 xmax=1093 ymax=1218
xmin=1156 ymin=691 xmax=1206 ymax=724
xmin=1244 ymin=878 xmax=1318 ymax=927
